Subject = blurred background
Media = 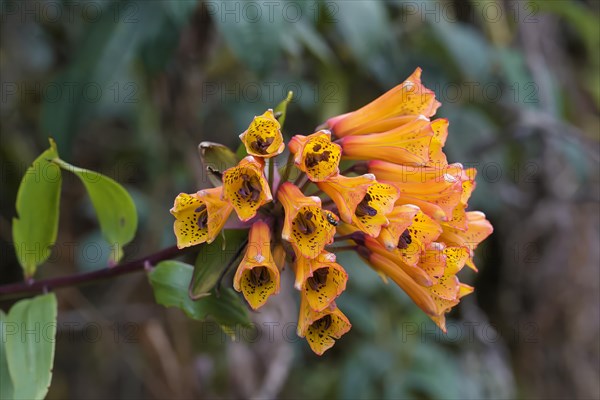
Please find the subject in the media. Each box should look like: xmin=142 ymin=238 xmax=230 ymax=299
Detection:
xmin=1 ymin=0 xmax=599 ymax=398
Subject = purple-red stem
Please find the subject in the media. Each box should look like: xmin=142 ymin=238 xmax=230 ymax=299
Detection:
xmin=0 ymin=245 xmax=186 ymax=300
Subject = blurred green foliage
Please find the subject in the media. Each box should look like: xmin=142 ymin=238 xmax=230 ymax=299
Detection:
xmin=1 ymin=0 xmax=598 ymax=399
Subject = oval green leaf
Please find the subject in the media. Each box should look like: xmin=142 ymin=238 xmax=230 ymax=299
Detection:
xmin=52 ymin=158 xmax=137 ymax=263
xmin=12 ymin=139 xmax=62 ymax=278
xmin=149 ymin=260 xmax=250 ymax=338
xmin=190 ymin=229 xmax=248 ymax=299
xmin=198 ymin=141 xmax=239 ymax=187
xmin=2 ymin=293 xmax=58 ymax=400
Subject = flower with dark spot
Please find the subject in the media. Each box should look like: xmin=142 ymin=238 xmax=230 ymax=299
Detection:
xmin=288 ymin=130 xmax=341 ymax=181
xmin=222 ymin=156 xmax=272 ymax=221
xmin=297 ymin=294 xmax=351 ymax=356
xmin=239 ymin=109 xmax=284 ymax=158
xmin=233 ymin=220 xmax=280 ymax=309
xmin=170 ymin=187 xmax=232 ymax=249
xmin=294 ymin=251 xmax=347 ymax=312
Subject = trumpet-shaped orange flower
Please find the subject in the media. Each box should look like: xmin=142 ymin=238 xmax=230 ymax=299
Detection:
xmin=170 ymin=187 xmax=233 ymax=248
xmin=288 ymin=130 xmax=341 ymax=181
xmin=352 ymin=182 xmax=399 ymax=237
xmin=358 ymin=235 xmax=473 ymax=332
xmin=360 ymin=249 xmax=437 ymax=316
xmin=369 ymin=160 xmax=464 ymax=221
xmin=297 ymin=295 xmax=351 ymax=355
xmin=239 ymin=109 xmax=284 ymax=158
xmin=294 ymin=251 xmax=348 ymax=312
xmin=327 ymin=68 xmax=441 ymax=137
xmin=439 ymin=211 xmax=493 ymax=271
xmin=222 ymin=156 xmax=272 ymax=221
xmin=277 ymin=182 xmax=337 ymax=259
xmin=317 ymin=173 xmax=375 ymax=223
xmin=233 ymin=221 xmax=280 ymax=309
xmin=338 ymin=115 xmax=434 ymax=166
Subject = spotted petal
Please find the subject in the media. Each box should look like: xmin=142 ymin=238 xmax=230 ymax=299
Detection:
xmin=239 ymin=109 xmax=284 ymax=158
xmin=352 ymin=182 xmax=399 ymax=237
xmin=297 ymin=295 xmax=351 ymax=356
xmin=317 ymin=173 xmax=375 ymax=223
xmin=289 ymin=130 xmax=341 ymax=182
xmin=233 ymin=221 xmax=280 ymax=309
xmin=222 ymin=156 xmax=272 ymax=221
xmin=294 ymin=251 xmax=348 ymax=312
xmin=277 ymin=183 xmax=337 ymax=259
xmin=170 ymin=187 xmax=232 ymax=248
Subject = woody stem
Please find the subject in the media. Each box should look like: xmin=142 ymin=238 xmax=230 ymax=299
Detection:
xmin=0 ymin=245 xmax=189 ymax=301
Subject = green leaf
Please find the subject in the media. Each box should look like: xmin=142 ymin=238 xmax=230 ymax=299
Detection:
xmin=2 ymin=293 xmax=58 ymax=400
xmin=0 ymin=311 xmax=14 ymax=400
xmin=198 ymin=142 xmax=239 ymax=187
xmin=12 ymin=138 xmax=62 ymax=278
xmin=149 ymin=260 xmax=251 ymax=338
xmin=190 ymin=229 xmax=248 ymax=299
xmin=274 ymin=91 xmax=294 ymax=129
xmin=52 ymin=158 xmax=137 ymax=263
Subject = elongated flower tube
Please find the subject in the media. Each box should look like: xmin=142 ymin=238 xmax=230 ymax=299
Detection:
xmin=277 ymin=182 xmax=337 ymax=259
xmin=297 ymin=294 xmax=351 ymax=355
xmin=352 ymin=182 xmax=399 ymax=237
xmin=294 ymin=251 xmax=348 ymax=312
xmin=222 ymin=156 xmax=272 ymax=221
xmin=317 ymin=173 xmax=375 ymax=223
xmin=337 ymin=115 xmax=434 ymax=166
xmin=239 ymin=109 xmax=284 ymax=158
xmin=233 ymin=220 xmax=280 ymax=309
xmin=358 ymin=247 xmax=437 ymax=316
xmin=170 ymin=187 xmax=233 ymax=248
xmin=327 ymin=68 xmax=441 ymax=137
xmin=288 ymin=130 xmax=341 ymax=181
xmin=369 ymin=160 xmax=464 ymax=221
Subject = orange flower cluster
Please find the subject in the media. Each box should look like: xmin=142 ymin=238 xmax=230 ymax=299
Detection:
xmin=170 ymin=68 xmax=493 ymax=355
